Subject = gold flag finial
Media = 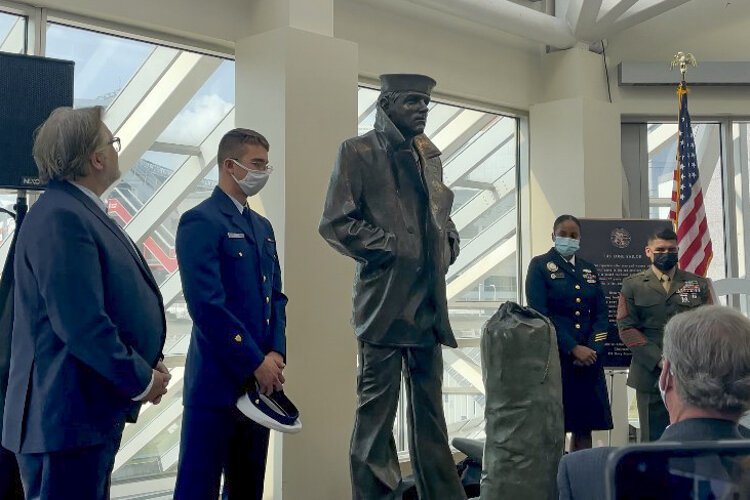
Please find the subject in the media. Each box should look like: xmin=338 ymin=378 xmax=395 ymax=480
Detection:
xmin=671 ymin=52 xmax=697 ymax=81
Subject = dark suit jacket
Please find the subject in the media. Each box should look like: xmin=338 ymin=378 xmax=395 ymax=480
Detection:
xmin=557 ymin=418 xmax=745 ymax=500
xmin=176 ymin=187 xmax=287 ymax=408
xmin=2 ymin=180 xmax=165 ymax=454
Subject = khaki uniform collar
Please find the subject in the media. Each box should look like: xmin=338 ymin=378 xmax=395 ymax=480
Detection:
xmin=651 ymin=265 xmax=676 ymax=282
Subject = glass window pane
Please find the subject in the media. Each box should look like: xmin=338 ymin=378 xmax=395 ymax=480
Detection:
xmin=357 ymin=88 xmax=519 ymax=453
xmin=0 ymin=12 xmax=25 ymax=54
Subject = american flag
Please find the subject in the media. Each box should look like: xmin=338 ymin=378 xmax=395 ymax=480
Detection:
xmin=668 ymin=82 xmax=712 ymax=277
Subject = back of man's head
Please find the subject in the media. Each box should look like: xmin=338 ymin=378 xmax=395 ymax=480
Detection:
xmin=664 ymin=305 xmax=750 ymax=416
xmin=33 ymin=106 xmax=105 ymax=182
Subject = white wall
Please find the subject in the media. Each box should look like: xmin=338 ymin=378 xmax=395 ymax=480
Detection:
xmin=334 ymin=0 xmax=541 ymax=111
xmin=608 ymin=0 xmax=750 ymax=117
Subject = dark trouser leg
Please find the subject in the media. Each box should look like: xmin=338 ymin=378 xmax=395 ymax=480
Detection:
xmin=174 ymin=407 xmax=231 ymax=500
xmin=569 ymin=433 xmax=593 ymax=451
xmin=16 ymin=428 xmax=123 ymax=500
xmin=404 ymin=345 xmax=466 ymax=500
xmin=350 ymin=342 xmax=403 ymax=500
xmin=636 ymin=391 xmax=670 ymax=442
xmin=223 ymin=408 xmax=270 ymax=500
xmin=0 ymin=445 xmax=24 ymax=499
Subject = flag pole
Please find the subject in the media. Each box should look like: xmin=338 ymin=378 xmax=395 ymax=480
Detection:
xmin=669 ymin=52 xmax=697 ymax=228
xmin=668 ymin=52 xmax=713 ymax=277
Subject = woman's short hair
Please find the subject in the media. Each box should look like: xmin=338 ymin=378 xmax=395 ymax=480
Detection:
xmin=32 ymin=106 xmax=106 ymax=182
xmin=553 ymin=214 xmax=581 ymax=233
xmin=664 ymin=305 xmax=750 ymax=414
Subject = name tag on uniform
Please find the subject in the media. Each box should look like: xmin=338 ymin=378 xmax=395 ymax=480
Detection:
xmin=227 ymin=232 xmax=244 ymax=239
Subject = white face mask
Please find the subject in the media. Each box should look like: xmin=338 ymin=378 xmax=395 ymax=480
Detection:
xmin=231 ymin=159 xmax=271 ymax=197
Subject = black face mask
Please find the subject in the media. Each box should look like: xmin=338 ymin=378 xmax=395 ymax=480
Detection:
xmin=653 ymin=252 xmax=678 ymax=272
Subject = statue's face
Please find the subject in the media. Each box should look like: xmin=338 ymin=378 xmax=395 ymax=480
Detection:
xmin=386 ymin=91 xmax=430 ymax=138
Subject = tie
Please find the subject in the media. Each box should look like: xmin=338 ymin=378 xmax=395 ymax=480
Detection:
xmin=661 ymin=274 xmax=671 ymax=293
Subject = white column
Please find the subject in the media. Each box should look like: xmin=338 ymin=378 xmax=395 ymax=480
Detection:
xmin=235 ymin=13 xmax=358 ymax=499
xmin=529 ymin=45 xmax=623 ymax=256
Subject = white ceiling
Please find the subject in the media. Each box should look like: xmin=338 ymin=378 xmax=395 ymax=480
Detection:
xmin=347 ymin=0 xmax=731 ymax=48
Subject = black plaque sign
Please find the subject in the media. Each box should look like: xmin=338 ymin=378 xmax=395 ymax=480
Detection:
xmin=577 ymin=218 xmax=673 ymax=368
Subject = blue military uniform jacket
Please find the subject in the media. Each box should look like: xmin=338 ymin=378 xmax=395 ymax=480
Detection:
xmin=176 ymin=187 xmax=287 ymax=408
xmin=526 ymin=248 xmax=608 ymax=356
xmin=526 ymin=248 xmax=612 ymax=432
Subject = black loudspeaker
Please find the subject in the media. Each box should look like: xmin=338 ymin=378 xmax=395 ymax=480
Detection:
xmin=0 ymin=53 xmax=74 ymax=191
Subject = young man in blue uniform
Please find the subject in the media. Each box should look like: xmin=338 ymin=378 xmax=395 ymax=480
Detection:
xmin=174 ymin=128 xmax=287 ymax=499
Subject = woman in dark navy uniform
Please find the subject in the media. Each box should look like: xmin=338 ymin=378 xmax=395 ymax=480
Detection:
xmin=525 ymin=215 xmax=612 ymax=451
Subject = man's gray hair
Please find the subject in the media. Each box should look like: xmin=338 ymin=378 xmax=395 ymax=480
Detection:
xmin=33 ymin=106 xmax=105 ymax=182
xmin=664 ymin=305 xmax=750 ymax=414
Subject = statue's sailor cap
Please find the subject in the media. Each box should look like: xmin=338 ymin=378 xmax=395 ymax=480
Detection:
xmin=237 ymin=383 xmax=302 ymax=434
xmin=379 ymin=74 xmax=436 ymax=95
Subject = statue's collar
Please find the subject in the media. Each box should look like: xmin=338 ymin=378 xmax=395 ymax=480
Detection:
xmin=374 ymin=105 xmax=407 ymax=148
xmin=374 ymin=105 xmax=441 ymax=159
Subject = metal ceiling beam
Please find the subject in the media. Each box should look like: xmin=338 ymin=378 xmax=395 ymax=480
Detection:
xmin=582 ymin=0 xmax=638 ymax=40
xmin=407 ymin=0 xmax=577 ymax=48
xmin=604 ymin=0 xmax=693 ymax=38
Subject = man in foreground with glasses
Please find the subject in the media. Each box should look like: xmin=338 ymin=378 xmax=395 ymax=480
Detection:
xmin=3 ymin=106 xmax=169 ymax=498
xmin=617 ymin=227 xmax=712 ymax=442
xmin=174 ymin=128 xmax=287 ymax=499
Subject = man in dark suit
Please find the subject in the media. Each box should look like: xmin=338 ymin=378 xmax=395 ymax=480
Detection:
xmin=557 ymin=305 xmax=750 ymax=500
xmin=2 ymin=106 xmax=169 ymax=499
xmin=173 ymin=128 xmax=287 ymax=500
xmin=617 ymin=227 xmax=711 ymax=442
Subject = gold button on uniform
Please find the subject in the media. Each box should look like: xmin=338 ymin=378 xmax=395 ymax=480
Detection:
xmin=575 ymin=311 xmax=581 ymax=316
xmin=575 ymin=284 xmax=581 ymax=290
xmin=576 ymin=298 xmax=582 ymax=303
xmin=234 ymin=334 xmax=242 ymax=342
xmin=575 ymin=324 xmax=581 ymax=329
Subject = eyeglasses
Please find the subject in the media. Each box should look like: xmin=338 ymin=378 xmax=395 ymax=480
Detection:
xmin=231 ymin=158 xmax=273 ymax=173
xmin=100 ymin=137 xmax=121 ymax=153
